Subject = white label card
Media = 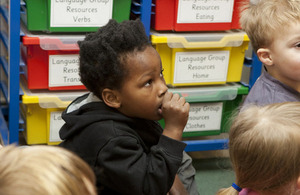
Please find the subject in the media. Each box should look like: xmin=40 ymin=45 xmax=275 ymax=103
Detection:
xmin=184 ymin=102 xmax=223 ymax=132
xmin=174 ymin=51 xmax=229 ymax=84
xmin=50 ymin=0 xmax=113 ymax=27
xmin=177 ymin=0 xmax=234 ymax=23
xmin=49 ymin=111 xmax=64 ymax=142
xmin=49 ymin=54 xmax=82 ymax=87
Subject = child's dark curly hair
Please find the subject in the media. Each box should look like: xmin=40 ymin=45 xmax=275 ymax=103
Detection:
xmin=78 ymin=19 xmax=151 ymax=100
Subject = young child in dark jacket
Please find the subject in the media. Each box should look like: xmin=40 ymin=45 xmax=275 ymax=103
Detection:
xmin=59 ymin=19 xmax=199 ymax=195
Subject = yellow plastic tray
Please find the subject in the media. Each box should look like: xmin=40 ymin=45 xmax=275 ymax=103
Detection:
xmin=151 ymin=30 xmax=249 ymax=87
xmin=21 ymin=83 xmax=87 ymax=145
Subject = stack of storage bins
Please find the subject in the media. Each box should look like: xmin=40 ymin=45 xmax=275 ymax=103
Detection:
xmin=20 ymin=0 xmax=131 ymax=145
xmin=134 ymin=0 xmax=249 ymax=137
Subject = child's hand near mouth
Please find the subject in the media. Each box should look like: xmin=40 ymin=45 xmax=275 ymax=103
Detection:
xmin=161 ymin=91 xmax=190 ymax=141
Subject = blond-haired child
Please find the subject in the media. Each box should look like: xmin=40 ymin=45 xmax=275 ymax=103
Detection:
xmin=240 ymin=0 xmax=300 ymax=107
xmin=0 ymin=145 xmax=97 ymax=195
xmin=217 ymin=102 xmax=300 ymax=195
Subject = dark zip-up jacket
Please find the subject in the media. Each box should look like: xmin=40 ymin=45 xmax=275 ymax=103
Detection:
xmin=59 ymin=93 xmax=186 ymax=195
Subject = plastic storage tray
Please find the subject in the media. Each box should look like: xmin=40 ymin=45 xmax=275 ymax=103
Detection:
xmin=22 ymin=33 xmax=86 ymax=90
xmin=151 ymin=0 xmax=246 ymax=32
xmin=151 ymin=30 xmax=249 ymax=87
xmin=21 ymin=0 xmax=131 ymax=32
xmin=21 ymin=82 xmax=87 ymax=145
xmin=159 ymin=83 xmax=248 ymax=137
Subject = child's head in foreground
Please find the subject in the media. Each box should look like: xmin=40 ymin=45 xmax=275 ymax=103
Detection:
xmin=0 ymin=145 xmax=97 ymax=195
xmin=217 ymin=102 xmax=300 ymax=195
xmin=78 ymin=19 xmax=167 ymax=121
xmin=240 ymin=0 xmax=300 ymax=90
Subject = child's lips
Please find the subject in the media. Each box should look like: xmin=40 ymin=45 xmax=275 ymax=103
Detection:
xmin=158 ymin=104 xmax=163 ymax=115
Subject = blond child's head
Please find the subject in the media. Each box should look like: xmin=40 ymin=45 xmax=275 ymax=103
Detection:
xmin=0 ymin=145 xmax=97 ymax=195
xmin=218 ymin=102 xmax=300 ymax=195
xmin=240 ymin=0 xmax=300 ymax=53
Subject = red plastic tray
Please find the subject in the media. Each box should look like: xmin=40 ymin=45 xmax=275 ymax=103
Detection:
xmin=151 ymin=0 xmax=247 ymax=32
xmin=22 ymin=35 xmax=86 ymax=91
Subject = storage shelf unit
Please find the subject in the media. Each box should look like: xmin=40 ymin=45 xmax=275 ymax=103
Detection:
xmin=0 ymin=0 xmax=262 ymax=150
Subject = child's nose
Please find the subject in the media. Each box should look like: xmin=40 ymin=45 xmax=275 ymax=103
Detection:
xmin=158 ymin=81 xmax=168 ymax=97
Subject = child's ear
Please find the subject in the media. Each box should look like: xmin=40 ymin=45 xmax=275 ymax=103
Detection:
xmin=102 ymin=88 xmax=121 ymax=109
xmin=297 ymin=176 xmax=300 ymax=190
xmin=257 ymin=48 xmax=273 ymax=66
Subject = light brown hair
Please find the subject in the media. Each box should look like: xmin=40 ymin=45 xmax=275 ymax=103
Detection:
xmin=240 ymin=0 xmax=300 ymax=52
xmin=217 ymin=102 xmax=300 ymax=195
xmin=0 ymin=145 xmax=97 ymax=195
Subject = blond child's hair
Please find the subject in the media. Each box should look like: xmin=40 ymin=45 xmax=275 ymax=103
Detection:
xmin=240 ymin=0 xmax=300 ymax=53
xmin=217 ymin=102 xmax=300 ymax=195
xmin=0 ymin=145 xmax=97 ymax=195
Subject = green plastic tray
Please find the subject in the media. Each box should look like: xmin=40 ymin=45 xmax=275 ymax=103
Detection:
xmin=158 ymin=83 xmax=248 ymax=137
xmin=22 ymin=0 xmax=131 ymax=32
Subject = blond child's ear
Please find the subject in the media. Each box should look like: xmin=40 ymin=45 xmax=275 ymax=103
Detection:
xmin=257 ymin=48 xmax=273 ymax=66
xmin=102 ymin=88 xmax=121 ymax=109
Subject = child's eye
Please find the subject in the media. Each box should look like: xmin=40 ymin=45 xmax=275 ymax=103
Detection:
xmin=295 ymin=43 xmax=300 ymax=48
xmin=145 ymin=79 xmax=152 ymax=87
xmin=160 ymin=68 xmax=164 ymax=77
